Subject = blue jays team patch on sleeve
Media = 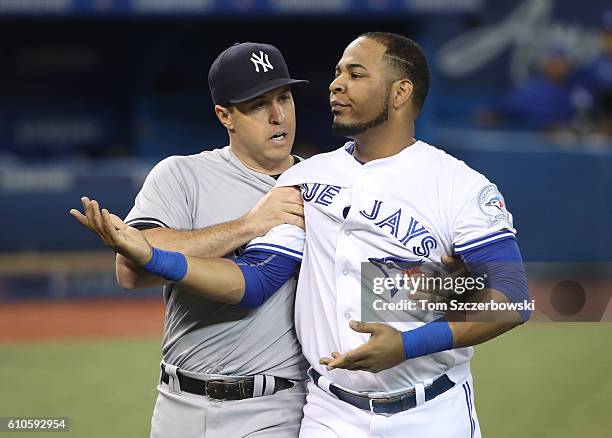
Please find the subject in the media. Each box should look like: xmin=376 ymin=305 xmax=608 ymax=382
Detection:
xmin=478 ymin=184 xmax=510 ymax=225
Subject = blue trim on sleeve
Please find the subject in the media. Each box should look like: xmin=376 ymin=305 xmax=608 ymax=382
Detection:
xmin=453 ymin=230 xmax=516 ymax=254
xmin=460 ymin=238 xmax=531 ymax=321
xmin=245 ymin=243 xmax=303 ymax=260
xmin=234 ymin=250 xmax=300 ymax=309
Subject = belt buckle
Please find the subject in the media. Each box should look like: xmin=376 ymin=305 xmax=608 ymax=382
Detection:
xmin=205 ymin=379 xmax=228 ymax=401
xmin=237 ymin=379 xmax=250 ymax=399
xmin=368 ymin=394 xmax=401 ymax=414
xmin=368 ymin=398 xmax=376 ymax=413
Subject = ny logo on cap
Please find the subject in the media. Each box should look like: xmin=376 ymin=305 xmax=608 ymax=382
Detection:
xmin=250 ymin=50 xmax=274 ymax=73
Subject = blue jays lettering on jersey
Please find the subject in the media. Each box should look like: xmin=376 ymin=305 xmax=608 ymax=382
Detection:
xmin=301 ymin=183 xmax=440 ymax=259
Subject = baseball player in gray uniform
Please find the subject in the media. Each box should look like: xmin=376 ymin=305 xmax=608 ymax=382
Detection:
xmin=72 ymin=42 xmax=309 ymax=437
xmin=75 ymin=33 xmax=531 ymax=438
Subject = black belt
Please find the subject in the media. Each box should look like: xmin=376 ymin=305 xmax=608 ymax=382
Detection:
xmin=310 ymin=369 xmax=455 ymax=415
xmin=161 ymin=365 xmax=293 ymax=400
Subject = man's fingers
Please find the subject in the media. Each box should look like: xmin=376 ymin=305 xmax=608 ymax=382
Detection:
xmin=332 ymin=356 xmax=369 ymax=371
xmin=69 ymin=209 xmax=91 ymax=229
xmin=281 ymin=203 xmax=304 ymax=217
xmin=326 ymin=355 xmax=349 ymax=370
xmin=82 ymin=196 xmax=94 ymax=221
xmin=441 ymin=255 xmax=458 ymax=269
xmin=101 ymin=209 xmax=121 ymax=242
xmin=88 ymin=199 xmax=116 ymax=246
xmin=272 ymin=187 xmax=303 ymax=205
xmin=88 ymin=200 xmax=105 ymax=232
xmin=109 ymin=213 xmax=128 ymax=230
xmin=82 ymin=196 xmax=94 ymax=226
xmin=76 ymin=197 xmax=109 ymax=241
xmin=320 ymin=351 xmax=342 ymax=365
xmin=349 ymin=320 xmax=377 ymax=334
xmin=326 ymin=349 xmax=365 ymax=370
xmin=441 ymin=255 xmax=468 ymax=278
xmin=441 ymin=255 xmax=459 ymax=269
xmin=281 ymin=186 xmax=303 ymax=204
xmin=282 ymin=213 xmax=306 ymax=230
xmin=319 ymin=357 xmax=333 ymax=365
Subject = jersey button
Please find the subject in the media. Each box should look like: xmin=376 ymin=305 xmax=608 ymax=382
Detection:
xmin=344 ymin=312 xmax=351 ymax=319
xmin=342 ymin=269 xmax=349 ymax=276
xmin=344 ymin=230 xmax=351 ymax=236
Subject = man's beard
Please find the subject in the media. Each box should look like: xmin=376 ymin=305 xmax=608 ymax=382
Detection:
xmin=332 ymin=89 xmax=389 ymax=137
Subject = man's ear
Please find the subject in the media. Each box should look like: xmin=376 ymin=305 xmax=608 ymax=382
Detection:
xmin=391 ymin=79 xmax=414 ymax=110
xmin=215 ymin=105 xmax=235 ymax=132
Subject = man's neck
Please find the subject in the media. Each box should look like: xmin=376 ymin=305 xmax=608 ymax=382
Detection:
xmin=229 ymin=145 xmax=294 ymax=175
xmin=352 ymin=121 xmax=416 ymax=163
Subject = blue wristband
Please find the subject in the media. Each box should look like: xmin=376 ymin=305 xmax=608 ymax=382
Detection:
xmin=143 ymin=247 xmax=188 ymax=282
xmin=401 ymin=319 xmax=454 ymax=360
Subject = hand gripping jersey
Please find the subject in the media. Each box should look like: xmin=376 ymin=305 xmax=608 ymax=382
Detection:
xmin=125 ymin=147 xmax=307 ymax=379
xmin=246 ymin=140 xmax=516 ymax=393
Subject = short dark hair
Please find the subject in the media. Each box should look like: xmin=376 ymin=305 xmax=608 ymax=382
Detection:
xmin=360 ymin=32 xmax=430 ymax=112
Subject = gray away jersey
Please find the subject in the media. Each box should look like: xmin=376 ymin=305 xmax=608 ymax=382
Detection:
xmin=125 ymin=146 xmax=308 ymax=380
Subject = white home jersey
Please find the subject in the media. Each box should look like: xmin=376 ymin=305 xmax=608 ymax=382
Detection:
xmin=246 ymin=140 xmax=515 ymax=393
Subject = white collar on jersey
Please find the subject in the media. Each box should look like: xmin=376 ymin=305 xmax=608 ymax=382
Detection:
xmin=275 ymin=140 xmax=425 ymax=189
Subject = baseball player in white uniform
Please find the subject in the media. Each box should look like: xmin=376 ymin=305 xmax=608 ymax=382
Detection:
xmin=74 ymin=33 xmax=530 ymax=437
xmin=72 ymin=42 xmax=310 ymax=437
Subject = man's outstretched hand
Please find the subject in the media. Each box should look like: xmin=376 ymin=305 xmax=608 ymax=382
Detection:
xmin=319 ymin=321 xmax=405 ymax=373
xmin=70 ymin=196 xmax=153 ymax=266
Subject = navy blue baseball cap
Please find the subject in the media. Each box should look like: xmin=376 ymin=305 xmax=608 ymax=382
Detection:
xmin=208 ymin=42 xmax=308 ymax=106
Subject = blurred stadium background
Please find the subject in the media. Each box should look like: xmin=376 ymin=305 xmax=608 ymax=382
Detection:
xmin=0 ymin=0 xmax=611 ymax=436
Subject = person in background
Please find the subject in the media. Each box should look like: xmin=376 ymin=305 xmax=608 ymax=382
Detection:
xmin=579 ymin=9 xmax=612 ymax=138
xmin=496 ymin=45 xmax=582 ymax=132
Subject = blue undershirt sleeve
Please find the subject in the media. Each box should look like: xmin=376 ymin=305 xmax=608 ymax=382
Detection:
xmin=232 ymin=250 xmax=300 ymax=309
xmin=459 ymin=236 xmax=531 ymax=322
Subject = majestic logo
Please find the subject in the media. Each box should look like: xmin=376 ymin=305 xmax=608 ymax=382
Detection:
xmin=250 ymin=51 xmax=274 ymax=73
xmin=479 ymin=184 xmax=511 ymax=226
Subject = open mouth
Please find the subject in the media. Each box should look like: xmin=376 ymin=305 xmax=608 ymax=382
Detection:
xmin=270 ymin=132 xmax=288 ymax=142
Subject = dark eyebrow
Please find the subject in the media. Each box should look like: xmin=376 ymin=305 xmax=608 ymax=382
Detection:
xmin=347 ymin=63 xmax=367 ymax=70
xmin=245 ymin=97 xmax=267 ymax=107
xmin=335 ymin=63 xmax=368 ymax=71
